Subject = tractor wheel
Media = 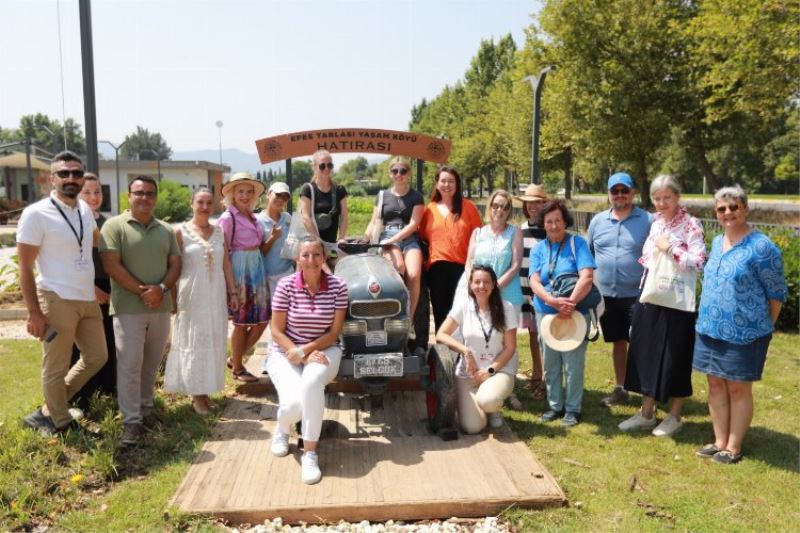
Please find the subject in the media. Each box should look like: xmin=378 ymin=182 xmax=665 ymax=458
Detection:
xmin=426 ymin=344 xmax=458 ymax=440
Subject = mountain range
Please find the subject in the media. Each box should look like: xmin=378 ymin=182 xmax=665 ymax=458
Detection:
xmin=171 ymin=148 xmax=283 ymax=174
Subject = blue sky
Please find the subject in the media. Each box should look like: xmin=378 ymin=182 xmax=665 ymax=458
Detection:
xmin=2 ymin=0 xmax=538 ymax=157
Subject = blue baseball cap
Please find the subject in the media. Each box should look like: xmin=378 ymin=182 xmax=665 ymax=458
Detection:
xmin=607 ymin=172 xmax=634 ymax=190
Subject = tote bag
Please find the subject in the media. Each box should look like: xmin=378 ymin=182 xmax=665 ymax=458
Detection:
xmin=369 ymin=190 xmax=385 ymax=244
xmin=639 ymin=250 xmax=697 ymax=312
xmin=280 ymin=185 xmax=317 ymax=260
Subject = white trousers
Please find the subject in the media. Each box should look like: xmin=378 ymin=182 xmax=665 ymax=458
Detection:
xmin=456 ymin=372 xmax=515 ymax=434
xmin=265 ymin=345 xmax=342 ymax=441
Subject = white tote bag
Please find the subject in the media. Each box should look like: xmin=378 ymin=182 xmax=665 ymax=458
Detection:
xmin=639 ymin=250 xmax=697 ymax=312
xmin=369 ymin=190 xmax=385 ymax=244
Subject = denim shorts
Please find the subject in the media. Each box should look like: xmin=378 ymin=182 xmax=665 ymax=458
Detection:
xmin=692 ymin=333 xmax=772 ymax=382
xmin=380 ymin=225 xmax=421 ymax=253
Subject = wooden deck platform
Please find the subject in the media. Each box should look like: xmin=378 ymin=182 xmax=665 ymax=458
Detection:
xmin=171 ymin=380 xmax=566 ymax=525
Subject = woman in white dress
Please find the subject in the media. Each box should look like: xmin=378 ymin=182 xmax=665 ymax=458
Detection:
xmin=165 ymin=188 xmax=238 ymax=414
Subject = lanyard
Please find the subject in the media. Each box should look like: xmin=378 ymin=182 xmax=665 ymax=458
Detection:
xmin=547 ymin=238 xmax=565 ymax=279
xmin=50 ymin=199 xmax=84 ymax=259
xmin=477 ymin=311 xmax=493 ymax=348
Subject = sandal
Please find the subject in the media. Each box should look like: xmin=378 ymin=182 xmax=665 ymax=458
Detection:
xmin=530 ymin=379 xmax=547 ymax=401
xmin=232 ymin=367 xmax=258 ymax=383
xmin=507 ymin=393 xmax=523 ymax=411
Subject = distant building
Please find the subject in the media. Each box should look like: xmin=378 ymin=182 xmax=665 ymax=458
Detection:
xmin=0 ymin=152 xmax=51 ymax=202
xmin=97 ymin=159 xmax=230 ymax=214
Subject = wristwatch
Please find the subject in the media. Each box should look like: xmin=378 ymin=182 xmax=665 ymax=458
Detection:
xmin=487 ymin=366 xmax=497 ymax=375
xmin=159 ymin=283 xmax=169 ymax=294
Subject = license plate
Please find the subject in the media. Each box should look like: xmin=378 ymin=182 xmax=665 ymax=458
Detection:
xmin=365 ymin=330 xmax=387 ymax=347
xmin=353 ymin=353 xmax=403 ymax=378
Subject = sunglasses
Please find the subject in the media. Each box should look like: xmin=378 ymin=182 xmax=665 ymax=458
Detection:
xmin=716 ymin=204 xmax=740 ymax=214
xmin=610 ymin=187 xmax=630 ymax=195
xmin=490 ymin=202 xmax=510 ymax=211
xmin=54 ymin=169 xmax=85 ymax=179
xmin=390 ymin=167 xmax=409 ymax=176
xmin=131 ymin=191 xmax=156 ymax=198
xmin=318 ymin=162 xmax=334 ymax=171
xmin=274 ymin=193 xmax=290 ymax=200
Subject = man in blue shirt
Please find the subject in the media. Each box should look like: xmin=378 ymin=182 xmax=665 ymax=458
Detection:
xmin=587 ymin=173 xmax=652 ymax=406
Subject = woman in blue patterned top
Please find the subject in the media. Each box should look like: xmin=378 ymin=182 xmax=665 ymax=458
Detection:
xmin=692 ymin=185 xmax=787 ymax=465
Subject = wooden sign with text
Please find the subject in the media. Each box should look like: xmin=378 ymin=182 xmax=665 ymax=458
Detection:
xmin=255 ymin=128 xmax=451 ymax=164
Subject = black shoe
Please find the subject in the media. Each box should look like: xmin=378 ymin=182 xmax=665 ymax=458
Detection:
xmin=695 ymin=443 xmax=721 ymax=458
xmin=712 ymin=450 xmax=743 ymax=464
xmin=141 ymin=412 xmax=162 ymax=432
xmin=23 ymin=408 xmax=58 ymax=436
xmin=540 ymin=409 xmax=563 ymax=422
xmin=120 ymin=423 xmax=142 ymax=446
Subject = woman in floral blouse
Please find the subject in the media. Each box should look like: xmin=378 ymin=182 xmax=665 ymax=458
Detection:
xmin=618 ymin=175 xmax=707 ymax=438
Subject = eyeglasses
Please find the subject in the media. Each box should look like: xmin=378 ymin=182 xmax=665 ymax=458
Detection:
xmin=318 ymin=162 xmax=334 ymax=171
xmin=610 ymin=187 xmax=630 ymax=195
xmin=390 ymin=167 xmax=409 ymax=176
xmin=716 ymin=204 xmax=740 ymax=214
xmin=490 ymin=203 xmax=510 ymax=211
xmin=131 ymin=191 xmax=156 ymax=198
xmin=54 ymin=170 xmax=85 ymax=179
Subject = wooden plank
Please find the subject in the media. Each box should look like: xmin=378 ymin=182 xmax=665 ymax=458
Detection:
xmin=172 ymin=389 xmax=567 ymax=525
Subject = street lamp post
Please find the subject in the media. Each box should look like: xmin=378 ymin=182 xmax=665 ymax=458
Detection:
xmin=140 ymin=149 xmax=161 ymax=181
xmin=99 ymin=140 xmax=126 ymax=214
xmin=523 ymin=65 xmax=556 ymax=185
xmin=215 ymin=120 xmax=223 ymax=165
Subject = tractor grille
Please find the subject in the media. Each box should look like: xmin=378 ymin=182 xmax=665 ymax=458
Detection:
xmin=350 ymin=299 xmax=402 ymax=319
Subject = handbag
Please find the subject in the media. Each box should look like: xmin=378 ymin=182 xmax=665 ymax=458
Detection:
xmin=280 ymin=184 xmax=317 ymax=260
xmin=369 ymin=190 xmax=385 ymax=244
xmin=548 ymin=235 xmax=605 ymax=341
xmin=639 ymin=249 xmax=697 ymax=312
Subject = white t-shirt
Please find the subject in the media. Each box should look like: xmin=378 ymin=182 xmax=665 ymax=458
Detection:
xmin=447 ymin=297 xmax=519 ymax=379
xmin=16 ymin=192 xmax=96 ymax=301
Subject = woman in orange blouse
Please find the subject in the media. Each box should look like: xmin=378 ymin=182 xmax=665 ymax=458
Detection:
xmin=419 ymin=166 xmax=482 ymax=332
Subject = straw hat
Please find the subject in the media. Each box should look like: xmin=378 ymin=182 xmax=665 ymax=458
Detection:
xmin=221 ymin=172 xmax=265 ymax=197
xmin=539 ymin=313 xmax=587 ymax=351
xmin=515 ymin=183 xmax=548 ymax=203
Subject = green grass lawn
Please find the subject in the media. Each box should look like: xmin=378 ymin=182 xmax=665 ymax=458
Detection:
xmin=1 ymin=335 xmax=798 ymax=531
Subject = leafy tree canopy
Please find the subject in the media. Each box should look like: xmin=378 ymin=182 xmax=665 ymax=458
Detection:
xmin=120 ymin=126 xmax=172 ymax=160
xmin=0 ymin=113 xmax=86 ymax=156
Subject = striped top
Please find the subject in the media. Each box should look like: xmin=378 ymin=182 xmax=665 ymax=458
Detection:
xmin=519 ymin=220 xmax=546 ymax=319
xmin=270 ymin=271 xmax=348 ymax=349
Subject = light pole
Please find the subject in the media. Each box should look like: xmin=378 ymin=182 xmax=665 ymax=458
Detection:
xmin=523 ymin=65 xmax=556 ymax=184
xmin=100 ymin=140 xmax=126 ymax=214
xmin=140 ymin=149 xmax=161 ymax=181
xmin=38 ymin=125 xmax=59 ymax=156
xmin=215 ymin=120 xmax=223 ymax=164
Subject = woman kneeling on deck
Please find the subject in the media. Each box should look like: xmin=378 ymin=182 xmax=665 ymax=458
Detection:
xmin=266 ymin=236 xmax=348 ymax=484
xmin=436 ymin=265 xmax=518 ymax=434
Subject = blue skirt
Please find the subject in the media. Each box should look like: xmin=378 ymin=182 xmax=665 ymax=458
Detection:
xmin=692 ymin=333 xmax=771 ymax=382
xmin=229 ymin=249 xmax=269 ymax=325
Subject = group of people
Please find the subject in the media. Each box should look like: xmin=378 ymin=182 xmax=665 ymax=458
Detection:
xmin=17 ymin=150 xmax=787 ymax=489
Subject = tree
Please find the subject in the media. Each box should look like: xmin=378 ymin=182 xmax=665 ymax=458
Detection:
xmin=290 ymin=160 xmax=313 ymax=188
xmin=120 ymin=126 xmax=172 ymax=160
xmin=0 ymin=113 xmax=86 ymax=155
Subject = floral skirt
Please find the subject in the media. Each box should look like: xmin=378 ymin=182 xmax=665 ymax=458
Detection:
xmin=229 ymin=249 xmax=269 ymax=325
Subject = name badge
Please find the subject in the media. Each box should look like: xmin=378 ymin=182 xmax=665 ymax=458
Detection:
xmin=74 ymin=258 xmax=91 ymax=272
xmin=480 ymin=352 xmax=494 ymax=363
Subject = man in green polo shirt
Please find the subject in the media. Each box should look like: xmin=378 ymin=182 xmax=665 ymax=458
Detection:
xmin=100 ymin=176 xmax=181 ymax=446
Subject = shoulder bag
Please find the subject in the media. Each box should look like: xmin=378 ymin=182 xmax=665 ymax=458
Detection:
xmin=280 ymin=184 xmax=317 ymax=260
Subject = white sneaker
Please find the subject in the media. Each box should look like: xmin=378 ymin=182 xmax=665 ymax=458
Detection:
xmin=301 ymin=452 xmax=322 ymax=485
xmin=68 ymin=407 xmax=84 ymax=421
xmin=488 ymin=412 xmax=504 ymax=429
xmin=652 ymin=414 xmax=683 ymax=437
xmin=618 ymin=410 xmax=657 ymax=432
xmin=271 ymin=429 xmax=290 ymax=457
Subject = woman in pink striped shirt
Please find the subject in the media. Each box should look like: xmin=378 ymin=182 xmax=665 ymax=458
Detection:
xmin=265 ymin=236 xmax=348 ymax=484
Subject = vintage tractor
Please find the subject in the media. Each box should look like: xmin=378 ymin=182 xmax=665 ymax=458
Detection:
xmin=335 ymin=242 xmax=458 ymax=439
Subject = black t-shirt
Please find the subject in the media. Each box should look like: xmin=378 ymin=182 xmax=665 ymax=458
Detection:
xmin=300 ymin=182 xmax=348 ymax=243
xmin=378 ymin=188 xmax=424 ymax=227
